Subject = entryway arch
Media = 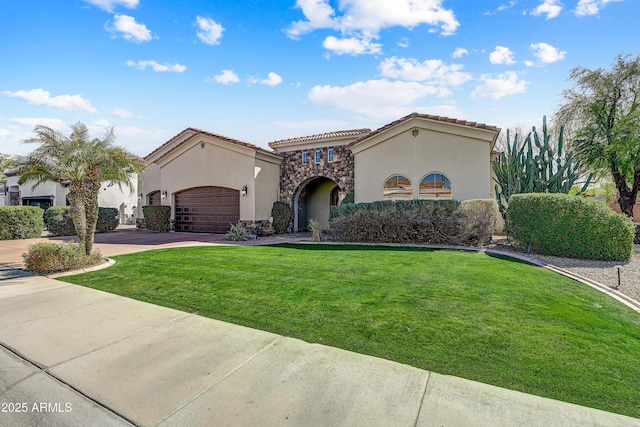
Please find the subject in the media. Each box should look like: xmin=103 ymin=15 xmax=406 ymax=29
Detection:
xmin=293 ymin=177 xmax=340 ymax=231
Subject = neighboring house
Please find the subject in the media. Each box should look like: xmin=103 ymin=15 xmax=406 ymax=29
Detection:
xmin=4 ymin=172 xmax=139 ymax=224
xmin=139 ymin=113 xmax=500 ymax=233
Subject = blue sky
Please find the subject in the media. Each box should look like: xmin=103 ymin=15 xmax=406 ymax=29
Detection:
xmin=1 ymin=0 xmax=638 ymax=157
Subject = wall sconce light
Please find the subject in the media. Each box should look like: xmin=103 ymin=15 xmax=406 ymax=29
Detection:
xmin=138 ymin=193 xmax=142 ymax=201
xmin=161 ymin=190 xmax=167 ymax=200
xmin=201 ymin=142 xmax=205 ymax=149
xmin=241 ymin=185 xmax=248 ymax=197
xmin=412 ymin=128 xmax=419 ymax=137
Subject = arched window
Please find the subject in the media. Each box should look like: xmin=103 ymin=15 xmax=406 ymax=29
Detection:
xmin=419 ymin=173 xmax=452 ymax=199
xmin=383 ymin=175 xmax=413 ymax=200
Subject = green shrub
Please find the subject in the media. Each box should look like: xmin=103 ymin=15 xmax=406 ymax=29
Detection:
xmin=329 ymin=199 xmax=496 ymax=245
xmin=23 ymin=241 xmax=103 ymax=275
xmin=226 ymin=221 xmax=254 ymax=241
xmin=506 ymin=193 xmax=634 ymax=261
xmin=45 ymin=206 xmax=119 ymax=236
xmin=341 ymin=193 xmax=354 ymax=204
xmin=0 ymin=206 xmax=44 ymax=240
xmin=142 ymin=205 xmax=171 ymax=232
xmin=44 ymin=206 xmax=75 ymax=236
xmin=271 ymin=201 xmax=292 ymax=234
xmin=97 ymin=207 xmax=119 ymax=233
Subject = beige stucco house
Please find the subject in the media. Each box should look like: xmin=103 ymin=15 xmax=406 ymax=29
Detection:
xmin=139 ymin=113 xmax=500 ymax=233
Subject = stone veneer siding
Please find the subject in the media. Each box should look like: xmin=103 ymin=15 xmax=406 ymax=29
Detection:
xmin=278 ymin=145 xmax=354 ymax=207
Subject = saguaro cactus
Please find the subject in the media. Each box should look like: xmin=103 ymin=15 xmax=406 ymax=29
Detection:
xmin=492 ymin=116 xmax=593 ymax=219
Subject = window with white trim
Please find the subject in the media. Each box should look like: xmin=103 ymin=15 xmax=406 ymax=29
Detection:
xmin=302 ymin=152 xmax=308 ymax=164
xmin=328 ymin=148 xmax=335 ymax=162
xmin=419 ymin=173 xmax=452 ymax=199
xmin=383 ymin=175 xmax=413 ymax=200
xmin=314 ymin=150 xmax=321 ymax=164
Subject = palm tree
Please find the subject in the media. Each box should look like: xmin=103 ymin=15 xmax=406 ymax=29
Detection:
xmin=17 ymin=123 xmax=147 ymax=255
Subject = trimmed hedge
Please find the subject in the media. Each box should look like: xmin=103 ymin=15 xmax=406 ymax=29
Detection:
xmin=44 ymin=207 xmax=76 ymax=236
xmin=23 ymin=241 xmax=102 ymax=275
xmin=97 ymin=207 xmax=119 ymax=233
xmin=44 ymin=206 xmax=119 ymax=236
xmin=506 ymin=193 xmax=634 ymax=261
xmin=329 ymin=199 xmax=495 ymax=246
xmin=0 ymin=206 xmax=44 ymax=240
xmin=142 ymin=205 xmax=171 ymax=232
xmin=271 ymin=201 xmax=292 ymax=234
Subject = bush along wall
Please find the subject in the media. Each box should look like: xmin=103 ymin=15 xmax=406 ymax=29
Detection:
xmin=142 ymin=205 xmax=172 ymax=232
xmin=271 ymin=201 xmax=292 ymax=234
xmin=506 ymin=193 xmax=634 ymax=261
xmin=45 ymin=206 xmax=119 ymax=236
xmin=329 ymin=199 xmax=495 ymax=246
xmin=0 ymin=206 xmax=44 ymax=240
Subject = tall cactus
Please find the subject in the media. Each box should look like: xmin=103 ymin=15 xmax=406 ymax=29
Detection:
xmin=493 ymin=116 xmax=593 ymax=219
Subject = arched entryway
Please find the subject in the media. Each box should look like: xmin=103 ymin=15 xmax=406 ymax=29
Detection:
xmin=294 ymin=177 xmax=340 ymax=231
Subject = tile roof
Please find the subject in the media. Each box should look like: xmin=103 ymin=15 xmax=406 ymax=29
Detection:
xmin=348 ymin=113 xmax=500 ymax=147
xmin=145 ymin=127 xmax=280 ymax=162
xmin=268 ymin=128 xmax=371 ymax=148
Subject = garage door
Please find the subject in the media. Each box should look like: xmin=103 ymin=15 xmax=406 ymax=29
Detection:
xmin=174 ymin=186 xmax=240 ymax=233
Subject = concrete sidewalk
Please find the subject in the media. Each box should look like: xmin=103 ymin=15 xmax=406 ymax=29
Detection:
xmin=1 ymin=274 xmax=638 ymax=426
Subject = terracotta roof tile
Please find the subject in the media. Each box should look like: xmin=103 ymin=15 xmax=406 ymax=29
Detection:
xmin=145 ymin=127 xmax=280 ymax=162
xmin=268 ymin=128 xmax=371 ymax=148
xmin=348 ymin=113 xmax=500 ymax=148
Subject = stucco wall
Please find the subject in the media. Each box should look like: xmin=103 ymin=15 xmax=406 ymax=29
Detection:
xmin=353 ymin=126 xmax=493 ymax=203
xmin=307 ymin=179 xmax=336 ymax=230
xmin=254 ymin=155 xmax=281 ymax=220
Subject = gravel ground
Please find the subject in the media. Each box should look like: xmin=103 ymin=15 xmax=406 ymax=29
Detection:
xmin=489 ymin=240 xmax=640 ymax=302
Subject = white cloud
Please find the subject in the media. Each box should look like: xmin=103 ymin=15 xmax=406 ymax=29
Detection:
xmin=530 ymin=42 xmax=566 ymax=63
xmin=308 ymin=79 xmax=449 ymax=119
xmin=397 ymin=38 xmax=410 ymax=48
xmin=489 ymin=46 xmax=516 ymax=65
xmin=287 ymin=0 xmax=459 ymax=55
xmin=260 ymin=72 xmax=283 ymax=87
xmin=10 ymin=117 xmax=67 ymax=131
xmin=94 ymin=118 xmax=111 ymax=128
xmin=83 ymin=0 xmax=138 ymax=12
xmin=322 ymin=36 xmax=382 ymax=55
xmin=112 ymin=108 xmax=140 ymax=119
xmin=3 ymin=89 xmax=98 ymax=113
xmin=126 ymin=60 xmax=186 ymax=73
xmin=196 ymin=16 xmax=224 ymax=45
xmin=115 ymin=126 xmax=142 ymax=136
xmin=531 ymin=0 xmax=563 ymax=19
xmin=575 ymin=0 xmax=622 ymax=16
xmin=452 ymin=47 xmax=468 ymax=58
xmin=470 ymin=72 xmax=529 ymax=99
xmin=207 ymin=70 xmax=240 ymax=84
xmin=483 ymin=1 xmax=517 ymax=15
xmin=524 ymin=60 xmax=535 ymax=67
xmin=108 ymin=14 xmax=152 ymax=43
xmin=379 ymin=57 xmax=472 ymax=86
xmin=0 ymin=129 xmax=12 ymax=138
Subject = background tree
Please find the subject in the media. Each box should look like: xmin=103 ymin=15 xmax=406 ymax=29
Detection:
xmin=17 ymin=123 xmax=147 ymax=255
xmin=0 ymin=152 xmax=16 ymax=183
xmin=555 ymin=54 xmax=640 ymax=218
xmin=493 ymin=116 xmax=592 ymax=219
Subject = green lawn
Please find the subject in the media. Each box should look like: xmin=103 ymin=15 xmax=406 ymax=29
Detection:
xmin=59 ymin=244 xmax=640 ymax=418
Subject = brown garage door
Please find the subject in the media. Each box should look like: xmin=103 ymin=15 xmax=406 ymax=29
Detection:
xmin=174 ymin=186 xmax=240 ymax=233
